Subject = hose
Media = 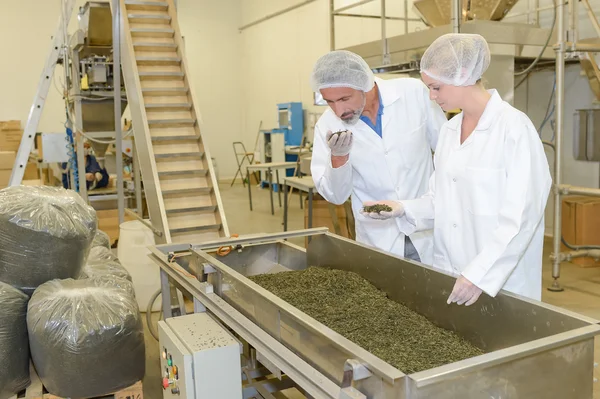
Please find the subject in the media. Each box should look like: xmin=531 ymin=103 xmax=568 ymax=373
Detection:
xmin=561 ymin=236 xmax=600 ymax=251
xmin=216 ymin=234 xmax=240 ymax=256
xmin=514 ymin=0 xmax=557 ymax=76
xmin=146 ymin=252 xmax=196 ymax=341
xmin=146 ymin=288 xmax=162 ymax=341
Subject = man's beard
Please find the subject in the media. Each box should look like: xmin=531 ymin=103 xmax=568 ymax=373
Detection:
xmin=341 ymin=94 xmax=367 ymax=126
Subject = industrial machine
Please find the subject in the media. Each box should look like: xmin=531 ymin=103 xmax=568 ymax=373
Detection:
xmin=158 ymin=313 xmax=242 ymax=398
xmin=150 ymin=229 xmax=600 ymax=399
xmin=70 ymin=2 xmax=129 ymax=197
xmin=342 ymin=0 xmax=559 ymax=105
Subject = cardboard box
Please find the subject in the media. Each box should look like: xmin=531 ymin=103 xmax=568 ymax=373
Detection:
xmin=22 ymin=179 xmax=42 ymax=186
xmin=23 ymin=163 xmax=39 ymax=180
xmin=0 ymin=170 xmax=11 ymax=188
xmin=0 ymin=129 xmax=23 ymax=152
xmin=304 ymin=194 xmax=354 ymax=246
xmin=0 ymin=120 xmax=20 ymax=131
xmin=561 ymin=196 xmax=600 ymax=267
xmin=0 ymin=151 xmax=16 ymax=169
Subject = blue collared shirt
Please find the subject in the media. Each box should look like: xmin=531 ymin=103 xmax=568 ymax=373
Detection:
xmin=359 ymin=89 xmax=384 ymax=137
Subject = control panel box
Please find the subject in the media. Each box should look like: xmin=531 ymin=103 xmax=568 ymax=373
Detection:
xmin=158 ymin=313 xmax=242 ymax=399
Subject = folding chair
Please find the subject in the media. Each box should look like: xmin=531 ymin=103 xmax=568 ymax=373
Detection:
xmin=231 ymin=142 xmax=255 ymax=187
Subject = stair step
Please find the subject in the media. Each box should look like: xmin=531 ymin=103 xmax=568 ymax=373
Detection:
xmin=134 ymin=42 xmax=178 ymax=52
xmin=151 ymin=134 xmax=199 ymax=141
xmin=131 ymin=27 xmax=174 ymax=38
xmin=139 ymin=71 xmax=184 ymax=80
xmin=136 ymin=56 xmax=181 ymax=66
xmin=125 ymin=1 xmax=168 ymax=11
xmin=155 ymin=151 xmax=204 ymax=159
xmin=165 ymin=205 xmax=217 ymax=215
xmin=148 ymin=118 xmax=196 ymax=127
xmin=162 ymin=187 xmax=213 ymax=196
xmin=146 ymin=103 xmax=192 ymax=111
xmin=128 ymin=13 xmax=172 ymax=24
xmin=142 ymin=87 xmax=188 ymax=96
xmin=158 ymin=169 xmax=208 ymax=177
xmin=170 ymin=224 xmax=222 ymax=235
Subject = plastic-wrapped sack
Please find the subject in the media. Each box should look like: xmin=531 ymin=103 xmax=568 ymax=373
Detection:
xmin=27 ymin=278 xmax=145 ymax=398
xmin=92 ymin=229 xmax=111 ymax=249
xmin=87 ymin=246 xmax=119 ymax=264
xmin=81 ymin=247 xmax=132 ymax=282
xmin=0 ymin=282 xmax=30 ymax=399
xmin=0 ymin=186 xmax=97 ymax=295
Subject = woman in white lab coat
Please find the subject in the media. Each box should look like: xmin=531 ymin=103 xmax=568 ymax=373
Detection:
xmin=362 ymin=34 xmax=552 ymax=305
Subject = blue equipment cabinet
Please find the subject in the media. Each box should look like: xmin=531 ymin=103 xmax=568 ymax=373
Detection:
xmin=277 ymin=102 xmax=303 ymax=146
xmin=277 ymin=102 xmax=303 ymax=177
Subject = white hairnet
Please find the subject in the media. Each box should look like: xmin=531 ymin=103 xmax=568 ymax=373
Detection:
xmin=310 ymin=50 xmax=375 ymax=92
xmin=420 ymin=33 xmax=491 ymax=87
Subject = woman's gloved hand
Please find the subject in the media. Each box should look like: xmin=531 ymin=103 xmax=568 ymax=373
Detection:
xmin=360 ymin=200 xmax=405 ymax=220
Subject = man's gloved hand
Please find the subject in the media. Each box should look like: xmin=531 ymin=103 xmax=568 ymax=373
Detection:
xmin=447 ymin=276 xmax=483 ymax=306
xmin=360 ymin=200 xmax=405 ymax=220
xmin=326 ymin=130 xmax=353 ymax=157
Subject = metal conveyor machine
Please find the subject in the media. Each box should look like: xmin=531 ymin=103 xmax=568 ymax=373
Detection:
xmin=150 ymin=228 xmax=600 ymax=399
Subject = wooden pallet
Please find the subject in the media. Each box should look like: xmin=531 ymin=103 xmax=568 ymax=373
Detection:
xmin=9 ymin=365 xmax=143 ymax=399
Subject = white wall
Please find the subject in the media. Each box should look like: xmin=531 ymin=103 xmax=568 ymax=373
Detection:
xmin=0 ymin=0 xmax=243 ymax=180
xmin=0 ymin=0 xmax=84 ymax=132
xmin=178 ymin=0 xmax=242 ymax=179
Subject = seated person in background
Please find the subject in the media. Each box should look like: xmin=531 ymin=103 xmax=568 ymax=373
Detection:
xmin=61 ymin=142 xmax=110 ymax=190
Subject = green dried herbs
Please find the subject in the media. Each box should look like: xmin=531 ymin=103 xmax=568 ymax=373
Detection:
xmin=362 ymin=204 xmax=393 ymax=213
xmin=250 ymin=267 xmax=483 ymax=374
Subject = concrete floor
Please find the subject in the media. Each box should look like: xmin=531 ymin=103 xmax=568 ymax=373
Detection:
xmin=141 ymin=183 xmax=600 ymax=399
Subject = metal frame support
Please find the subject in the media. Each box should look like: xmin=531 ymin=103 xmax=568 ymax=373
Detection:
xmin=113 ymin=0 xmax=125 ymax=224
xmin=132 ymin=141 xmax=143 ymax=216
xmin=550 ymin=0 xmax=600 ymax=292
xmin=329 ymin=0 xmax=420 ymax=54
xmin=330 ymin=0 xmax=335 ymax=50
xmin=381 ymin=0 xmax=391 ymax=65
xmin=9 ymin=0 xmax=76 ymax=186
xmin=549 ymin=0 xmax=566 ymax=292
xmin=568 ymin=0 xmax=578 ymax=50
xmin=73 ymin=46 xmax=88 ymax=201
xmin=451 ymin=0 xmax=462 ymax=33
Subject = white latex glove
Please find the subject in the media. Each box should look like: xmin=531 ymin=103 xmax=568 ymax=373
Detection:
xmin=447 ymin=276 xmax=483 ymax=306
xmin=326 ymin=130 xmax=353 ymax=157
xmin=360 ymin=200 xmax=405 ymax=220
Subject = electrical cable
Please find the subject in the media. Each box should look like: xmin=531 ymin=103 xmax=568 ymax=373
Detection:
xmin=514 ymin=0 xmax=557 ymax=76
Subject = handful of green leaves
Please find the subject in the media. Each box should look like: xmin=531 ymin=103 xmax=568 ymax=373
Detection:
xmin=362 ymin=204 xmax=393 ymax=213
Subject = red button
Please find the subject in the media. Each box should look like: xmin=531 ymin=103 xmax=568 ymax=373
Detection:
xmin=162 ymin=377 xmax=170 ymax=389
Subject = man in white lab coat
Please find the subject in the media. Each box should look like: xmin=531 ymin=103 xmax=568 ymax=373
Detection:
xmin=362 ymin=34 xmax=552 ymax=305
xmin=310 ymin=50 xmax=447 ymax=264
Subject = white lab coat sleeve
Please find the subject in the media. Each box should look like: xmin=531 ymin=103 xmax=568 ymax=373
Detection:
xmin=421 ymin=82 xmax=446 ymax=151
xmin=310 ymin=123 xmax=353 ymax=205
xmin=396 ymin=170 xmax=436 ymax=235
xmin=461 ymin=124 xmax=552 ymax=297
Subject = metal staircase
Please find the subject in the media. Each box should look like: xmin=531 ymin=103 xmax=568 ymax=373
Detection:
xmin=118 ymin=0 xmax=228 ymax=244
